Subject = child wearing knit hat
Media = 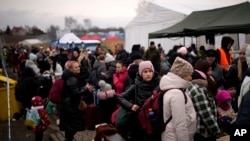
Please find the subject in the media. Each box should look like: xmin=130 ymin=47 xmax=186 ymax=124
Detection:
xmin=115 ymin=60 xmax=160 ymax=140
xmin=216 ymin=90 xmax=237 ymax=135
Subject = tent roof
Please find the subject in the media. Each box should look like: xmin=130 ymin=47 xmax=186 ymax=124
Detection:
xmin=19 ymin=39 xmax=42 ymax=46
xmin=126 ymin=2 xmax=188 ymax=28
xmin=149 ymin=2 xmax=250 ymax=38
xmin=59 ymin=33 xmax=82 ymax=44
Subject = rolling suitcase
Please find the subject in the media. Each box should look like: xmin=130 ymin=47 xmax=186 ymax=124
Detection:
xmin=84 ymin=89 xmax=104 ymax=130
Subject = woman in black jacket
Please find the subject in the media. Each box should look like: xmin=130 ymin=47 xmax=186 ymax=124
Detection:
xmin=116 ymin=60 xmax=160 ymax=140
xmin=15 ymin=67 xmax=41 ymax=112
xmin=59 ymin=61 xmax=94 ymax=141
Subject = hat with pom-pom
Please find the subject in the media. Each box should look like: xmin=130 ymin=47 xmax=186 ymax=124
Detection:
xmin=98 ymin=80 xmax=112 ymax=91
xmin=31 ymin=96 xmax=43 ymax=107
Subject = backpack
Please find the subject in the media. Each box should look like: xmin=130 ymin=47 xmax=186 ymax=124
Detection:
xmin=138 ymin=88 xmax=187 ymax=136
xmin=48 ymin=78 xmax=64 ymax=104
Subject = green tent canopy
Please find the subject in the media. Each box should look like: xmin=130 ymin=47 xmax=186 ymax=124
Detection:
xmin=149 ymin=2 xmax=250 ymax=38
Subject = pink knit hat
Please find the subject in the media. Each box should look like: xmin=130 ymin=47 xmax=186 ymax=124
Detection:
xmin=216 ymin=90 xmax=232 ymax=110
xmin=138 ymin=61 xmax=154 ymax=76
xmin=177 ymin=47 xmax=188 ymax=55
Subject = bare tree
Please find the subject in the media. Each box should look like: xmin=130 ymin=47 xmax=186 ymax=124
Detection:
xmin=24 ymin=25 xmax=31 ymax=34
xmin=75 ymin=24 xmax=84 ymax=31
xmin=5 ymin=25 xmax=11 ymax=35
xmin=47 ymin=25 xmax=60 ymax=39
xmin=64 ymin=16 xmax=77 ymax=30
xmin=136 ymin=0 xmax=154 ymax=14
xmin=83 ymin=18 xmax=92 ymax=32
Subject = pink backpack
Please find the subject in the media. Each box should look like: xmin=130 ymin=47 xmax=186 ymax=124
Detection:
xmin=48 ymin=78 xmax=64 ymax=104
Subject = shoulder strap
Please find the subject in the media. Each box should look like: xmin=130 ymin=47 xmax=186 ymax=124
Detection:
xmin=179 ymin=88 xmax=188 ymax=104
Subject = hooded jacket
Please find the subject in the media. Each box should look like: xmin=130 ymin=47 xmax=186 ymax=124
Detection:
xmin=217 ymin=36 xmax=234 ymax=72
xmin=160 ymin=72 xmax=196 ymax=141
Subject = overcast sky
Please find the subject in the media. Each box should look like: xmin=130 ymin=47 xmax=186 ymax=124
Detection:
xmin=0 ymin=0 xmax=248 ymax=31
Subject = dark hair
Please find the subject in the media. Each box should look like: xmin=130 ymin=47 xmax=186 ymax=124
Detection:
xmin=194 ymin=60 xmax=211 ymax=74
xmin=200 ymin=45 xmax=206 ymax=51
xmin=150 ymin=41 xmax=155 ymax=46
xmin=195 ymin=60 xmax=218 ymax=96
xmin=221 ymin=36 xmax=234 ymax=51
xmin=73 ymin=48 xmax=80 ymax=55
xmin=97 ymin=54 xmax=105 ymax=61
xmin=48 ymin=56 xmax=57 ymax=72
xmin=116 ymin=60 xmax=125 ymax=67
xmin=20 ymin=67 xmax=36 ymax=78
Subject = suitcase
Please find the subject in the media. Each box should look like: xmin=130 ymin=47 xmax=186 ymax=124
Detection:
xmin=84 ymin=89 xmax=104 ymax=130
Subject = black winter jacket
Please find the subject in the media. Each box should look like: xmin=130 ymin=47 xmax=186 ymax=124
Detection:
xmin=117 ymin=72 xmax=160 ymax=110
xmin=59 ymin=69 xmax=92 ymax=132
xmin=116 ymin=49 xmax=128 ymax=64
xmin=236 ymin=90 xmax=250 ymax=125
xmin=15 ymin=67 xmax=40 ymax=108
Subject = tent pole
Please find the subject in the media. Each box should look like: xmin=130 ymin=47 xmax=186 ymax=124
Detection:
xmin=183 ymin=37 xmax=185 ymax=46
xmin=237 ymin=33 xmax=240 ymax=50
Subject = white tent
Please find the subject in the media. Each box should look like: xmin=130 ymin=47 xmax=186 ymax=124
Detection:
xmin=19 ymin=39 xmax=43 ymax=46
xmin=59 ymin=33 xmax=82 ymax=44
xmin=125 ymin=2 xmax=191 ymax=53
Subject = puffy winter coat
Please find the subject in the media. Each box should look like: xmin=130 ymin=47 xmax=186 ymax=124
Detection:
xmin=160 ymin=72 xmax=197 ymax=141
xmin=59 ymin=69 xmax=92 ymax=132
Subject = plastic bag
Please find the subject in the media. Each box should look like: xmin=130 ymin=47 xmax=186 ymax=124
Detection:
xmin=24 ymin=110 xmax=40 ymax=127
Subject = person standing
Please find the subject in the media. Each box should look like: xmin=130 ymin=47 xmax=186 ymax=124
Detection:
xmin=160 ymin=57 xmax=197 ymax=141
xmin=116 ymin=61 xmax=160 ymax=140
xmin=113 ymin=61 xmax=128 ymax=95
xmin=144 ymin=41 xmax=161 ymax=73
xmin=186 ymin=60 xmax=220 ymax=141
xmin=29 ymin=96 xmax=50 ymax=141
xmin=205 ymin=49 xmax=224 ymax=87
xmin=47 ymin=56 xmax=63 ymax=83
xmin=115 ymin=43 xmax=129 ymax=65
xmin=59 ymin=61 xmax=94 ymax=141
xmin=216 ymin=36 xmax=234 ymax=76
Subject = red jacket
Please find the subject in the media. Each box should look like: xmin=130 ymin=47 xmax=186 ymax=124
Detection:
xmin=113 ymin=68 xmax=128 ymax=95
xmin=33 ymin=109 xmax=50 ymax=132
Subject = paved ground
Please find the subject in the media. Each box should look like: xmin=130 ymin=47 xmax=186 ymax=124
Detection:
xmin=0 ymin=66 xmax=95 ymax=141
xmin=0 ymin=114 xmax=95 ymax=141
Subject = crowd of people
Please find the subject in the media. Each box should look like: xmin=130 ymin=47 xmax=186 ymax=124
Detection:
xmin=7 ymin=36 xmax=250 ymax=141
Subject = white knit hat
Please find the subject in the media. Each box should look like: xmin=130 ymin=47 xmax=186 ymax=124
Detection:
xmin=104 ymin=53 xmax=115 ymax=63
